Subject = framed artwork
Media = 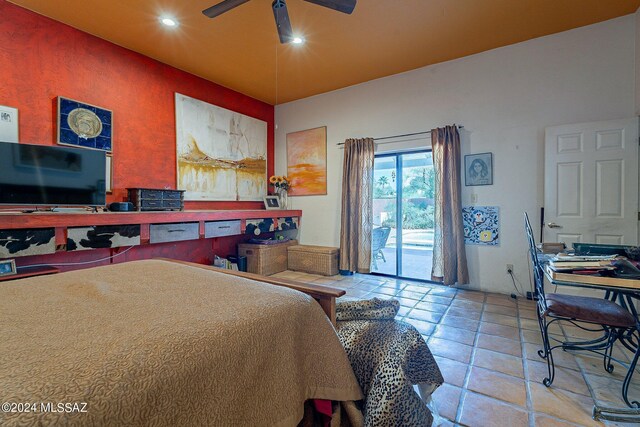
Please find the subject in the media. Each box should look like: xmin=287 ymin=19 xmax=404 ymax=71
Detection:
xmin=286 ymin=126 xmax=327 ymax=196
xmin=462 ymin=206 xmax=500 ymax=246
xmin=105 ymin=154 xmax=113 ymax=194
xmin=465 ymin=152 xmax=493 ymax=186
xmin=175 ymin=93 xmax=267 ymax=201
xmin=0 ymin=259 xmax=17 ymax=277
xmin=263 ymin=196 xmax=281 ymax=210
xmin=0 ymin=105 xmax=18 ymax=143
xmin=57 ymin=97 xmax=112 ymax=151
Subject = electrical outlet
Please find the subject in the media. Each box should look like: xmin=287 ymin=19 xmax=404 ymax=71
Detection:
xmin=506 ymin=264 xmax=514 ymax=274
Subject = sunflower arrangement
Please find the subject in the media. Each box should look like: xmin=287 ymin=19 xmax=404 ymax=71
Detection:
xmin=268 ymin=175 xmax=291 ymax=192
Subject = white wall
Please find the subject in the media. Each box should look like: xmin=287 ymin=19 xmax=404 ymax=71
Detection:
xmin=275 ymin=15 xmax=636 ymax=294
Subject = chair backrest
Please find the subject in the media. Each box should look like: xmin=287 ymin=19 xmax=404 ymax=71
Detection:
xmin=524 ymin=212 xmax=547 ymax=309
xmin=379 ymin=227 xmax=391 ymax=249
xmin=372 ymin=227 xmax=385 ymax=252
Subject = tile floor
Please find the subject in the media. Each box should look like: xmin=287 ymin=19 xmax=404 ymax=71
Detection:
xmin=272 ymin=270 xmax=640 ymax=427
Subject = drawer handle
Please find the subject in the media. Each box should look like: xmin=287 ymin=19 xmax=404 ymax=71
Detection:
xmin=167 ymin=229 xmax=187 ymax=233
xmin=218 ymin=226 xmax=231 ymax=229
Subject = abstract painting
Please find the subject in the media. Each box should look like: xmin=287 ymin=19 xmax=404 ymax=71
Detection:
xmin=57 ymin=97 xmax=112 ymax=151
xmin=175 ymin=93 xmax=267 ymax=201
xmin=286 ymin=126 xmax=327 ymax=196
xmin=462 ymin=206 xmax=500 ymax=245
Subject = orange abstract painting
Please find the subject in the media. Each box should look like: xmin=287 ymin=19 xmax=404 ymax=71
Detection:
xmin=287 ymin=126 xmax=327 ymax=196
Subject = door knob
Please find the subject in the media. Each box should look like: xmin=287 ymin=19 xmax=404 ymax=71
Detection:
xmin=547 ymin=222 xmax=562 ymax=229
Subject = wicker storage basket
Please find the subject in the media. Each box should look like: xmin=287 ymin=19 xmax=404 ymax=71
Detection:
xmin=287 ymin=245 xmax=339 ymax=276
xmin=238 ymin=240 xmax=298 ymax=276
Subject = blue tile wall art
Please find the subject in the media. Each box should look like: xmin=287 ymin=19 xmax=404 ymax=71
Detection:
xmin=462 ymin=206 xmax=500 ymax=246
xmin=57 ymin=97 xmax=112 ymax=152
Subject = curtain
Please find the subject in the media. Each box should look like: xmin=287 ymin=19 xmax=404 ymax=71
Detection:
xmin=431 ymin=126 xmax=469 ymax=285
xmin=339 ymin=138 xmax=375 ymax=273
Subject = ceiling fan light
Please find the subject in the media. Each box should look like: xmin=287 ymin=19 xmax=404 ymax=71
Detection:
xmin=160 ymin=17 xmax=178 ymax=27
xmin=292 ymin=37 xmax=304 ymax=44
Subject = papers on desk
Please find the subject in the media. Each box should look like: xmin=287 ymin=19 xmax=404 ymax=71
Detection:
xmin=548 ymin=254 xmax=617 ymax=272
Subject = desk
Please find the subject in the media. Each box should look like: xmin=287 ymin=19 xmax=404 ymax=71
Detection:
xmin=545 ymin=266 xmax=640 ymax=408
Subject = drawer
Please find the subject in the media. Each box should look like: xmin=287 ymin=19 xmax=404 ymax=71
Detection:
xmin=149 ymin=222 xmax=199 ymax=244
xmin=163 ymin=199 xmax=182 ymax=209
xmin=141 ymin=199 xmax=164 ymax=209
xmin=204 ymin=220 xmax=241 ymax=238
xmin=67 ymin=225 xmax=141 ymax=251
xmin=140 ymin=189 xmax=163 ymax=200
xmin=163 ymin=191 xmax=182 ymax=200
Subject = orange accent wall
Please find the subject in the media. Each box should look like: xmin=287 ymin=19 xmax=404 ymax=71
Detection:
xmin=0 ymin=1 xmax=274 ymax=210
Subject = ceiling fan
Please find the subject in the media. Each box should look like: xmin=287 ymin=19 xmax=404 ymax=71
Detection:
xmin=202 ymin=0 xmax=357 ymax=44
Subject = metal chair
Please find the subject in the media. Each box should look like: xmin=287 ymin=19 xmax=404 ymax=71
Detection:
xmin=524 ymin=213 xmax=638 ymax=404
xmin=371 ymin=226 xmax=391 ymax=269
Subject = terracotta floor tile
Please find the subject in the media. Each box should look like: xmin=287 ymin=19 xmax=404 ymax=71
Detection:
xmin=447 ymin=306 xmax=483 ymax=320
xmin=450 ymin=299 xmax=484 ymax=310
xmin=432 ymin=324 xmax=477 ymax=346
xmin=529 ymin=382 xmax=599 ymax=426
xmin=431 ymin=383 xmax=462 ymax=421
xmin=428 ymin=337 xmax=473 ymax=364
xmin=520 ymin=317 xmax=562 ymax=334
xmin=397 ymin=305 xmax=412 ymax=317
xmin=476 ymin=333 xmax=522 ymax=357
xmin=523 ymin=342 xmax=580 ymax=371
xmin=574 ymin=353 xmax=627 ymax=381
xmin=483 ymin=303 xmax=518 ymax=316
xmin=404 ymin=318 xmax=437 ymax=335
xmin=466 ymin=366 xmax=527 ymax=406
xmin=421 ymin=294 xmax=453 ymax=305
xmin=406 ymin=308 xmax=443 ymax=324
xmin=526 ymin=359 xmax=591 ymax=396
xmin=533 ymin=414 xmax=584 ymax=427
xmin=518 ymin=309 xmax=538 ymax=320
xmin=478 ymin=322 xmax=520 ymax=341
xmin=485 ymin=295 xmax=517 ymax=307
xmin=481 ymin=312 xmax=519 ymax=328
xmin=583 ymin=373 xmax=640 ymax=408
xmin=397 ymin=298 xmax=419 ymax=308
xmin=403 ymin=284 xmax=434 ymax=293
xmin=440 ymin=315 xmax=480 ymax=331
xmin=428 ymin=287 xmax=458 ymax=296
xmin=455 ymin=291 xmax=486 ymax=302
xmin=472 ymin=348 xmax=524 ymax=378
xmin=434 ymin=356 xmax=469 ymax=387
xmin=459 ymin=391 xmax=529 ymax=427
xmin=373 ymin=287 xmax=400 ymax=296
xmin=395 ymin=290 xmax=427 ymax=301
xmin=413 ymin=301 xmax=449 ymax=314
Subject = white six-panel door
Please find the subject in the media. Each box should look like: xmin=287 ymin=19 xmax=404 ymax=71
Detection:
xmin=544 ymin=118 xmax=639 ymax=246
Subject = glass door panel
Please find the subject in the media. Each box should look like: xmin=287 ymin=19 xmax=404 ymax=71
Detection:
xmin=372 ymin=155 xmax=397 ymax=276
xmin=399 ymin=152 xmax=434 ymax=280
xmin=372 ymin=151 xmax=434 ymax=281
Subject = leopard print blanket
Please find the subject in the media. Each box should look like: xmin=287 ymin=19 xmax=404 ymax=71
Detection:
xmin=336 ymin=298 xmax=444 ymax=427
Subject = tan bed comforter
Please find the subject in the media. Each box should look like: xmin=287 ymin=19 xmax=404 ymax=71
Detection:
xmin=0 ymin=259 xmax=362 ymax=426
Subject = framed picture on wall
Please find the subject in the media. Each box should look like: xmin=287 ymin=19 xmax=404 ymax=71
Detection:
xmin=0 ymin=105 xmax=19 ymax=143
xmin=57 ymin=97 xmax=113 ymax=152
xmin=286 ymin=126 xmax=327 ymax=196
xmin=464 ymin=152 xmax=493 ymax=186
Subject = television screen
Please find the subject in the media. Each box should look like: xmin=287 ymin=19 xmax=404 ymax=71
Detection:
xmin=0 ymin=141 xmax=106 ymax=206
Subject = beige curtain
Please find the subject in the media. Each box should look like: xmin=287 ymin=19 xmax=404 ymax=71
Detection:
xmin=431 ymin=126 xmax=469 ymax=285
xmin=339 ymin=138 xmax=375 ymax=273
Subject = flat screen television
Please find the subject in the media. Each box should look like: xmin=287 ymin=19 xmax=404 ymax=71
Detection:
xmin=0 ymin=141 xmax=106 ymax=206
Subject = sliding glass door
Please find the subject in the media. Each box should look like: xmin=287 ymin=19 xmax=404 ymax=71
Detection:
xmin=372 ymin=150 xmax=434 ymax=281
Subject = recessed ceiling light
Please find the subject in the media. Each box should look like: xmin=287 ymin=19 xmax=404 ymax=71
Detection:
xmin=291 ymin=36 xmax=305 ymax=45
xmin=160 ymin=17 xmax=178 ymax=27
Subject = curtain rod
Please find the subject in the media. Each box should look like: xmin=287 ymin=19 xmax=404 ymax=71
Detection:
xmin=335 ymin=125 xmax=464 ymax=146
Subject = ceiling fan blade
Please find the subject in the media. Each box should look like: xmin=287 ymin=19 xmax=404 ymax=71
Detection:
xmin=272 ymin=0 xmax=293 ymax=44
xmin=202 ymin=0 xmax=250 ymax=18
xmin=303 ymin=0 xmax=356 ymax=14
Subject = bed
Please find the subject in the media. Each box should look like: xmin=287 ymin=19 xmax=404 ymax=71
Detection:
xmin=0 ymin=259 xmax=363 ymax=426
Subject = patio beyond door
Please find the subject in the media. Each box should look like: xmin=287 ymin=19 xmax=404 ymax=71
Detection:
xmin=372 ymin=151 xmax=434 ymax=281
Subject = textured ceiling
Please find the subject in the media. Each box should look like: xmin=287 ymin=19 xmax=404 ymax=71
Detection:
xmin=8 ymin=0 xmax=640 ymax=105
